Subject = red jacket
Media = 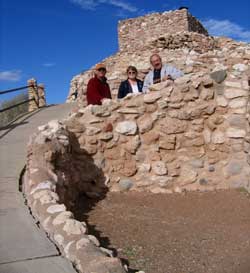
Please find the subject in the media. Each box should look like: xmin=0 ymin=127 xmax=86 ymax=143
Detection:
xmin=86 ymin=76 xmax=112 ymax=105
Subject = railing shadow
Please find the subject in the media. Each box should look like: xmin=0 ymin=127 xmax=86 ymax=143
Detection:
xmin=0 ymin=108 xmax=44 ymax=139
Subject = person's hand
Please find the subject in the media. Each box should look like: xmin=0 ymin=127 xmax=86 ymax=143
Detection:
xmin=101 ymin=98 xmax=112 ymax=105
xmin=162 ymin=75 xmax=174 ymax=81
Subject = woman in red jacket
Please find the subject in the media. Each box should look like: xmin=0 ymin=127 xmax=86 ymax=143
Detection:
xmin=86 ymin=63 xmax=112 ymax=105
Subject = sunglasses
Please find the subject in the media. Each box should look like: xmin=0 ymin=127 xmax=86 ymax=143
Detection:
xmin=128 ymin=71 xmax=136 ymax=75
xmin=98 ymin=68 xmax=106 ymax=72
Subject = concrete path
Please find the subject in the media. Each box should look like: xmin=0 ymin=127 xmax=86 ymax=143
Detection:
xmin=0 ymin=104 xmax=77 ymax=273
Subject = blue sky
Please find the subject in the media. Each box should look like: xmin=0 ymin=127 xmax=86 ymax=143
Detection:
xmin=1 ymin=0 xmax=250 ymax=104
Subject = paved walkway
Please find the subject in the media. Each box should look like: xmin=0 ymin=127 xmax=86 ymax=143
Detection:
xmin=0 ymin=104 xmax=77 ymax=273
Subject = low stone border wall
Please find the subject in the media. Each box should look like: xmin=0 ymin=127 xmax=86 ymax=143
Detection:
xmin=24 ymin=121 xmax=127 ymax=273
xmin=24 ymin=67 xmax=249 ymax=272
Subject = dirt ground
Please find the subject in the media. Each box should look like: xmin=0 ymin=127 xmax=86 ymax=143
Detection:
xmin=74 ymin=190 xmax=250 ymax=273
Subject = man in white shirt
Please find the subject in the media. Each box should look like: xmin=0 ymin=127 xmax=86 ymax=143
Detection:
xmin=143 ymin=54 xmax=183 ymax=92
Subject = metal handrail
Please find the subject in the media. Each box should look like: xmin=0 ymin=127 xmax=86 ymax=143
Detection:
xmin=0 ymin=98 xmax=35 ymax=113
xmin=0 ymin=85 xmax=34 ymax=95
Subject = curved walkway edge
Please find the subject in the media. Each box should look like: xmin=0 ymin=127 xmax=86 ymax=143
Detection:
xmin=0 ymin=103 xmax=77 ymax=273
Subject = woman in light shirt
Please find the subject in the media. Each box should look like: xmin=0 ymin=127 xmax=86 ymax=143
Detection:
xmin=117 ymin=66 xmax=143 ymax=99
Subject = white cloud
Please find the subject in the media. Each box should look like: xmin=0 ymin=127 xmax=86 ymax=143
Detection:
xmin=70 ymin=0 xmax=98 ymax=10
xmin=43 ymin=63 xmax=56 ymax=67
xmin=70 ymin=0 xmax=137 ymax=12
xmin=202 ymin=19 xmax=250 ymax=42
xmin=0 ymin=70 xmax=22 ymax=82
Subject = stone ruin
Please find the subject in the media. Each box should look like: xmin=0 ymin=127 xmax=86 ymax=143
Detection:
xmin=23 ymin=8 xmax=250 ymax=273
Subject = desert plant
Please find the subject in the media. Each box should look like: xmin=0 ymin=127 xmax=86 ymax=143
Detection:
xmin=0 ymin=92 xmax=29 ymax=127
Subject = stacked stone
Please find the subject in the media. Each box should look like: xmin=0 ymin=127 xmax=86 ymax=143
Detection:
xmin=24 ymin=120 xmax=127 ymax=273
xmin=67 ymin=35 xmax=249 ymax=111
xmin=25 ymin=65 xmax=250 ymax=270
xmin=118 ymin=9 xmax=208 ymax=52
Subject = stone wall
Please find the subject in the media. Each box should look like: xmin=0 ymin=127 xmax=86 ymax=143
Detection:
xmin=24 ymin=65 xmax=250 ymax=272
xmin=118 ymin=9 xmax=208 ymax=52
xmin=67 ymin=31 xmax=219 ymax=105
xmin=67 ymin=9 xmax=215 ymax=104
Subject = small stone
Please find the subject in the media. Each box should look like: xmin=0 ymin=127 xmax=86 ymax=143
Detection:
xmin=159 ymin=135 xmax=176 ymax=150
xmin=210 ymin=70 xmax=227 ymax=83
xmin=152 ymin=161 xmax=168 ymax=176
xmin=143 ymin=92 xmax=162 ymax=103
xmin=138 ymin=115 xmax=154 ymax=133
xmin=216 ymin=96 xmax=228 ymax=107
xmin=224 ymin=88 xmax=248 ymax=99
xmin=229 ymin=98 xmax=247 ymax=109
xmin=100 ymin=247 xmax=114 ymax=257
xmin=225 ymin=161 xmax=243 ymax=176
xmin=99 ymin=132 xmax=113 ymax=141
xmin=211 ymin=131 xmax=225 ymax=144
xmin=225 ymin=81 xmax=241 ymax=88
xmin=174 ymin=186 xmax=182 ymax=193
xmin=199 ymin=178 xmax=208 ymax=185
xmin=138 ymin=163 xmax=151 ymax=173
xmin=91 ymin=105 xmax=111 ymax=117
xmin=200 ymin=88 xmax=214 ymax=100
xmin=47 ymin=204 xmax=66 ymax=214
xmin=233 ymin=63 xmax=248 ymax=72
xmin=63 ymin=219 xmax=87 ymax=235
xmin=228 ymin=114 xmax=246 ymax=129
xmin=226 ymin=128 xmax=246 ymax=138
xmin=115 ymin=121 xmax=137 ymax=135
xmin=180 ymin=167 xmax=198 ymax=185
xmin=149 ymin=81 xmax=171 ymax=92
xmin=76 ymin=238 xmax=91 ymax=250
xmin=30 ymin=181 xmax=55 ymax=195
xmin=88 ymin=235 xmax=100 ymax=247
xmin=157 ymin=99 xmax=168 ymax=109
xmin=190 ymin=159 xmax=204 ymax=168
xmin=54 ymin=234 xmax=64 ymax=246
xmin=119 ymin=179 xmax=134 ymax=191
xmin=85 ymin=126 xmax=101 ymax=136
xmin=52 ymin=211 xmax=73 ymax=225
xmin=208 ymin=165 xmax=215 ymax=172
xmin=117 ymin=108 xmax=140 ymax=114
xmin=202 ymin=76 xmax=213 ymax=87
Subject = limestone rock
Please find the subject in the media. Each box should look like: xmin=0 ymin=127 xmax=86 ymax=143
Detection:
xmin=115 ymin=121 xmax=137 ymax=135
xmin=159 ymin=135 xmax=176 ymax=150
xmin=125 ymin=135 xmax=141 ymax=154
xmin=226 ymin=128 xmax=246 ymax=138
xmin=179 ymin=166 xmax=198 ymax=185
xmin=216 ymin=96 xmax=228 ymax=107
xmin=225 ymin=161 xmax=243 ymax=176
xmin=138 ymin=163 xmax=151 ymax=173
xmin=210 ymin=70 xmax=227 ymax=83
xmin=119 ymin=179 xmax=134 ymax=191
xmin=47 ymin=204 xmax=66 ymax=214
xmin=52 ymin=211 xmax=73 ymax=226
xmin=143 ymin=92 xmax=162 ymax=103
xmin=211 ymin=131 xmax=225 ymax=144
xmin=85 ymin=126 xmax=101 ymax=136
xmin=229 ymin=98 xmax=247 ymax=109
xmin=224 ymin=88 xmax=248 ymax=99
xmin=233 ymin=63 xmax=248 ymax=72
xmin=148 ymin=81 xmax=171 ymax=92
xmin=159 ymin=117 xmax=187 ymax=134
xmin=138 ymin=115 xmax=154 ymax=133
xmin=152 ymin=161 xmax=168 ymax=176
xmin=63 ymin=219 xmax=87 ymax=235
xmin=190 ymin=159 xmax=204 ymax=168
